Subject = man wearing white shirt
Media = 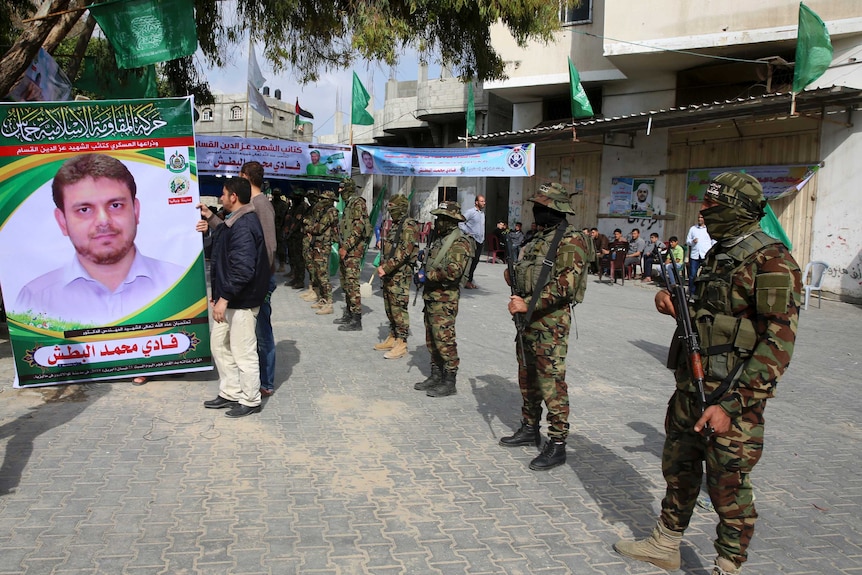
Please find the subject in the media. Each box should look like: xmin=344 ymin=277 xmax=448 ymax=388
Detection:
xmin=686 ymin=213 xmax=713 ymax=295
xmin=458 ymin=195 xmax=485 ymax=289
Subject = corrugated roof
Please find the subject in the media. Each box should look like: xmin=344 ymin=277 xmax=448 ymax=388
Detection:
xmin=465 ymin=87 xmax=862 ymax=145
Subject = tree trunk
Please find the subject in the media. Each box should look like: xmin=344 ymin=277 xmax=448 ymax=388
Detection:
xmin=0 ymin=0 xmax=73 ymax=98
xmin=64 ymin=14 xmax=96 ymax=84
xmin=43 ymin=0 xmax=86 ymax=54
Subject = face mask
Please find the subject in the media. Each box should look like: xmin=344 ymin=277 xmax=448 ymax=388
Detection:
xmin=700 ymin=204 xmax=759 ymax=241
xmin=388 ymin=206 xmax=406 ymax=221
xmin=435 ymin=218 xmax=456 ymax=236
xmin=533 ymin=204 xmax=564 ymax=229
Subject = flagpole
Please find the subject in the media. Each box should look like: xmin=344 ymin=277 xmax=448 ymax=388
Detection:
xmin=790 ymin=92 xmax=798 ymax=116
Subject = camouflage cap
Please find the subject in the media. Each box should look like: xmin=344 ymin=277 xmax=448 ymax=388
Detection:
xmin=305 ymin=187 xmax=319 ymax=197
xmin=706 ymin=172 xmax=766 ymax=218
xmin=528 ymin=182 xmax=575 ymax=215
xmin=387 ymin=194 xmax=409 ymax=211
xmin=319 ymin=188 xmax=337 ymax=200
xmin=430 ymin=200 xmax=466 ymax=222
xmin=339 ymin=178 xmax=357 ymax=194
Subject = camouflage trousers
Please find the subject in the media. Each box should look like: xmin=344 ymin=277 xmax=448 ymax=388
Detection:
xmin=339 ymin=250 xmax=363 ymax=314
xmin=517 ymin=308 xmax=571 ymax=441
xmin=303 ymin=236 xmax=316 ymax=291
xmin=287 ymin=235 xmax=304 ymax=282
xmin=382 ymin=270 xmax=411 ymax=340
xmin=423 ymin=297 xmax=459 ymax=373
xmin=660 ymin=389 xmax=765 ymax=566
xmin=311 ymin=243 xmax=332 ymax=300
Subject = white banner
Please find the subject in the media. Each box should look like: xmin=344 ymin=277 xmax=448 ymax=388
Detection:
xmin=195 ymin=136 xmax=352 ymax=178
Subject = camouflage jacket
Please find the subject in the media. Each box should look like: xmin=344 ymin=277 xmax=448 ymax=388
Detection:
xmin=423 ymin=228 xmax=472 ymax=301
xmin=680 ymin=231 xmax=802 ymax=418
xmin=380 ymin=217 xmax=419 ymax=278
xmin=306 ymin=201 xmax=338 ymax=247
xmin=513 ymin=225 xmax=590 ymax=321
xmin=339 ymin=196 xmax=370 ymax=254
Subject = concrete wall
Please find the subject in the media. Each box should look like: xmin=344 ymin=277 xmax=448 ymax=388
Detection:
xmin=195 ymin=94 xmax=304 ymax=140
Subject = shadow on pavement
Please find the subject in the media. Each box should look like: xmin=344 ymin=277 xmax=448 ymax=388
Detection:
xmin=0 ymin=383 xmax=108 ymax=496
xmin=470 ymin=374 xmax=521 ymax=440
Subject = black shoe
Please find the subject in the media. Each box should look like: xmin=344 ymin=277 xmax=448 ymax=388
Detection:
xmin=337 ymin=313 xmax=362 ymax=332
xmin=333 ymin=307 xmax=351 ymax=324
xmin=414 ymin=364 xmax=442 ymax=391
xmin=427 ymin=371 xmax=457 ymax=397
xmin=500 ymin=421 xmax=540 ymax=447
xmin=225 ymin=404 xmax=261 ymax=418
xmin=529 ymin=440 xmax=566 ymax=471
xmin=204 ymin=396 xmax=238 ymax=409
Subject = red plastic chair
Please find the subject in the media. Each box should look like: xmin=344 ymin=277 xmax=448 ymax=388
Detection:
xmin=418 ymin=221 xmax=432 ymax=244
xmin=487 ymin=235 xmax=506 ymax=264
xmin=608 ymin=242 xmax=629 ymax=284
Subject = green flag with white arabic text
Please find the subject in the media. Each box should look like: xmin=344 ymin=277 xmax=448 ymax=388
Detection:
xmin=91 ymin=0 xmax=198 ymax=69
xmin=352 ymin=72 xmax=374 ymax=126
xmin=793 ymin=2 xmax=833 ymax=93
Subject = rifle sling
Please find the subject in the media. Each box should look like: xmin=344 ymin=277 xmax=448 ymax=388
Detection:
xmin=387 ymin=219 xmax=405 ymax=260
xmin=523 ymin=221 xmax=568 ymax=326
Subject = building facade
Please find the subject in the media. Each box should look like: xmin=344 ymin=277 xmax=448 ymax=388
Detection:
xmin=193 ymin=90 xmax=312 ymax=142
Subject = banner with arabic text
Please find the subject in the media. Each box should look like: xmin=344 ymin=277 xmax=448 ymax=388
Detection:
xmin=195 ymin=136 xmax=352 ymax=178
xmin=686 ymin=164 xmax=821 ymax=202
xmin=0 ymin=97 xmax=211 ymax=387
xmin=356 ymin=144 xmax=534 ymax=177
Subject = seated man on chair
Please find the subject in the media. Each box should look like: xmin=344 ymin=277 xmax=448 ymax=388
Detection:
xmin=624 ymin=228 xmax=647 ymax=278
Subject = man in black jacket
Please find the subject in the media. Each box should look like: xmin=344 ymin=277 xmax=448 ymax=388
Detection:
xmin=203 ymin=177 xmax=271 ymax=418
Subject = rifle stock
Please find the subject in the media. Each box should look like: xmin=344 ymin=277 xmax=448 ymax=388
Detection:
xmin=507 ymin=242 xmax=527 ymax=365
xmin=659 ymin=259 xmax=712 ymax=437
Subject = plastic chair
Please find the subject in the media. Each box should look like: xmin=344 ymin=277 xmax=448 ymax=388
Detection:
xmin=417 ymin=221 xmax=432 ymax=244
xmin=802 ymin=260 xmax=828 ymax=310
xmin=487 ymin=235 xmax=506 ymax=264
xmin=608 ymin=242 xmax=629 ymax=285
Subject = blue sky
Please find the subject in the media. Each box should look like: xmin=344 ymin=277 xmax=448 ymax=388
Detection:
xmin=200 ymin=44 xmax=439 ymax=141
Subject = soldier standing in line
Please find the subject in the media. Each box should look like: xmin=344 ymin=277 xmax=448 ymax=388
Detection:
xmin=500 ymin=183 xmax=591 ymax=471
xmin=272 ymin=189 xmax=289 ymax=274
xmin=299 ymin=188 xmax=321 ymax=303
xmin=305 ymin=188 xmax=338 ymax=315
xmin=334 ymin=179 xmax=371 ymax=331
xmin=375 ymin=194 xmax=419 ymax=360
xmin=614 ymin=172 xmax=802 ymax=575
xmin=284 ymin=190 xmax=307 ymax=289
xmin=413 ymin=201 xmax=473 ymax=398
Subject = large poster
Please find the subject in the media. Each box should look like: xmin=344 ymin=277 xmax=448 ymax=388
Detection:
xmin=686 ymin=164 xmax=821 ymax=202
xmin=609 ymin=177 xmax=657 ymax=217
xmin=195 ymin=136 xmax=352 ymax=178
xmin=0 ymin=97 xmax=212 ymax=387
xmin=356 ymin=144 xmax=535 ymax=177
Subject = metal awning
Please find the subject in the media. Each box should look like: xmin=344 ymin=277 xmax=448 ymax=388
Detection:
xmin=464 ymin=87 xmax=862 ymax=145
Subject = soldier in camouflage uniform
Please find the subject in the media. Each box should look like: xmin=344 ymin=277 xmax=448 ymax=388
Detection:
xmin=413 ymin=201 xmax=472 ymax=397
xmin=284 ymin=190 xmax=307 ymax=289
xmin=334 ymin=179 xmax=371 ymax=331
xmin=305 ymin=188 xmax=338 ymax=315
xmin=500 ymin=183 xmax=590 ymax=471
xmin=272 ymin=189 xmax=289 ymax=273
xmin=375 ymin=194 xmax=419 ymax=359
xmin=615 ymin=172 xmax=802 ymax=575
xmin=299 ymin=189 xmax=320 ymax=302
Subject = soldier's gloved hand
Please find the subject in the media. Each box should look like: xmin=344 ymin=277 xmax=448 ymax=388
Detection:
xmin=413 ymin=268 xmax=426 ymax=285
xmin=417 ymin=249 xmax=426 ymax=263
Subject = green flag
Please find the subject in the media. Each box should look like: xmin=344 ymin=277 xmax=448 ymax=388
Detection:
xmin=793 ymin=2 xmax=833 ymax=93
xmin=466 ymin=83 xmax=476 ymax=136
xmin=760 ymin=203 xmax=792 ymax=250
xmin=352 ymin=72 xmax=374 ymax=126
xmin=90 ymin=0 xmax=198 ymax=69
xmin=75 ymin=59 xmax=157 ymax=99
xmin=568 ymin=57 xmax=594 ymax=118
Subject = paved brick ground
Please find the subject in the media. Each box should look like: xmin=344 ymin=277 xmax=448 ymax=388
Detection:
xmin=0 ymin=256 xmax=860 ymax=574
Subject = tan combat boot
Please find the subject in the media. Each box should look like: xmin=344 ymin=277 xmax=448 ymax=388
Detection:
xmin=315 ymin=299 xmax=333 ymax=315
xmin=310 ymin=299 xmax=325 ymax=309
xmin=383 ymin=339 xmax=408 ymax=359
xmin=713 ymin=556 xmax=741 ymax=575
xmin=613 ymin=521 xmax=682 ymax=571
xmin=374 ymin=334 xmax=396 ymax=351
xmin=300 ymin=288 xmax=318 ymax=301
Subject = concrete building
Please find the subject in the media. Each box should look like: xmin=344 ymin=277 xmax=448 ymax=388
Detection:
xmin=193 ymin=89 xmax=312 ymax=142
xmin=473 ymin=0 xmax=862 ymax=302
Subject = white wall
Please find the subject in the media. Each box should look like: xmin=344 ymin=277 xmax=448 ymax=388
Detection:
xmin=810 ymin=118 xmax=862 ymax=301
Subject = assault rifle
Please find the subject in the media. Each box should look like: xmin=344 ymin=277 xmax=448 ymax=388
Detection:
xmin=412 ymin=250 xmax=426 ymax=306
xmin=658 ymin=258 xmax=713 ymax=437
xmin=506 ymin=242 xmax=526 ymax=365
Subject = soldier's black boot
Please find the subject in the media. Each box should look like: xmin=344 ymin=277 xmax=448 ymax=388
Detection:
xmin=500 ymin=420 xmax=540 ymax=447
xmin=333 ymin=306 xmax=351 ymax=324
xmin=338 ymin=313 xmax=362 ymax=332
xmin=414 ymin=363 xmax=442 ymax=391
xmin=427 ymin=370 xmax=457 ymax=397
xmin=529 ymin=440 xmax=566 ymax=471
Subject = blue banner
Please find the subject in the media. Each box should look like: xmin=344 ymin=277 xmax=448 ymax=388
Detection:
xmin=357 ymin=144 xmax=534 ymax=177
